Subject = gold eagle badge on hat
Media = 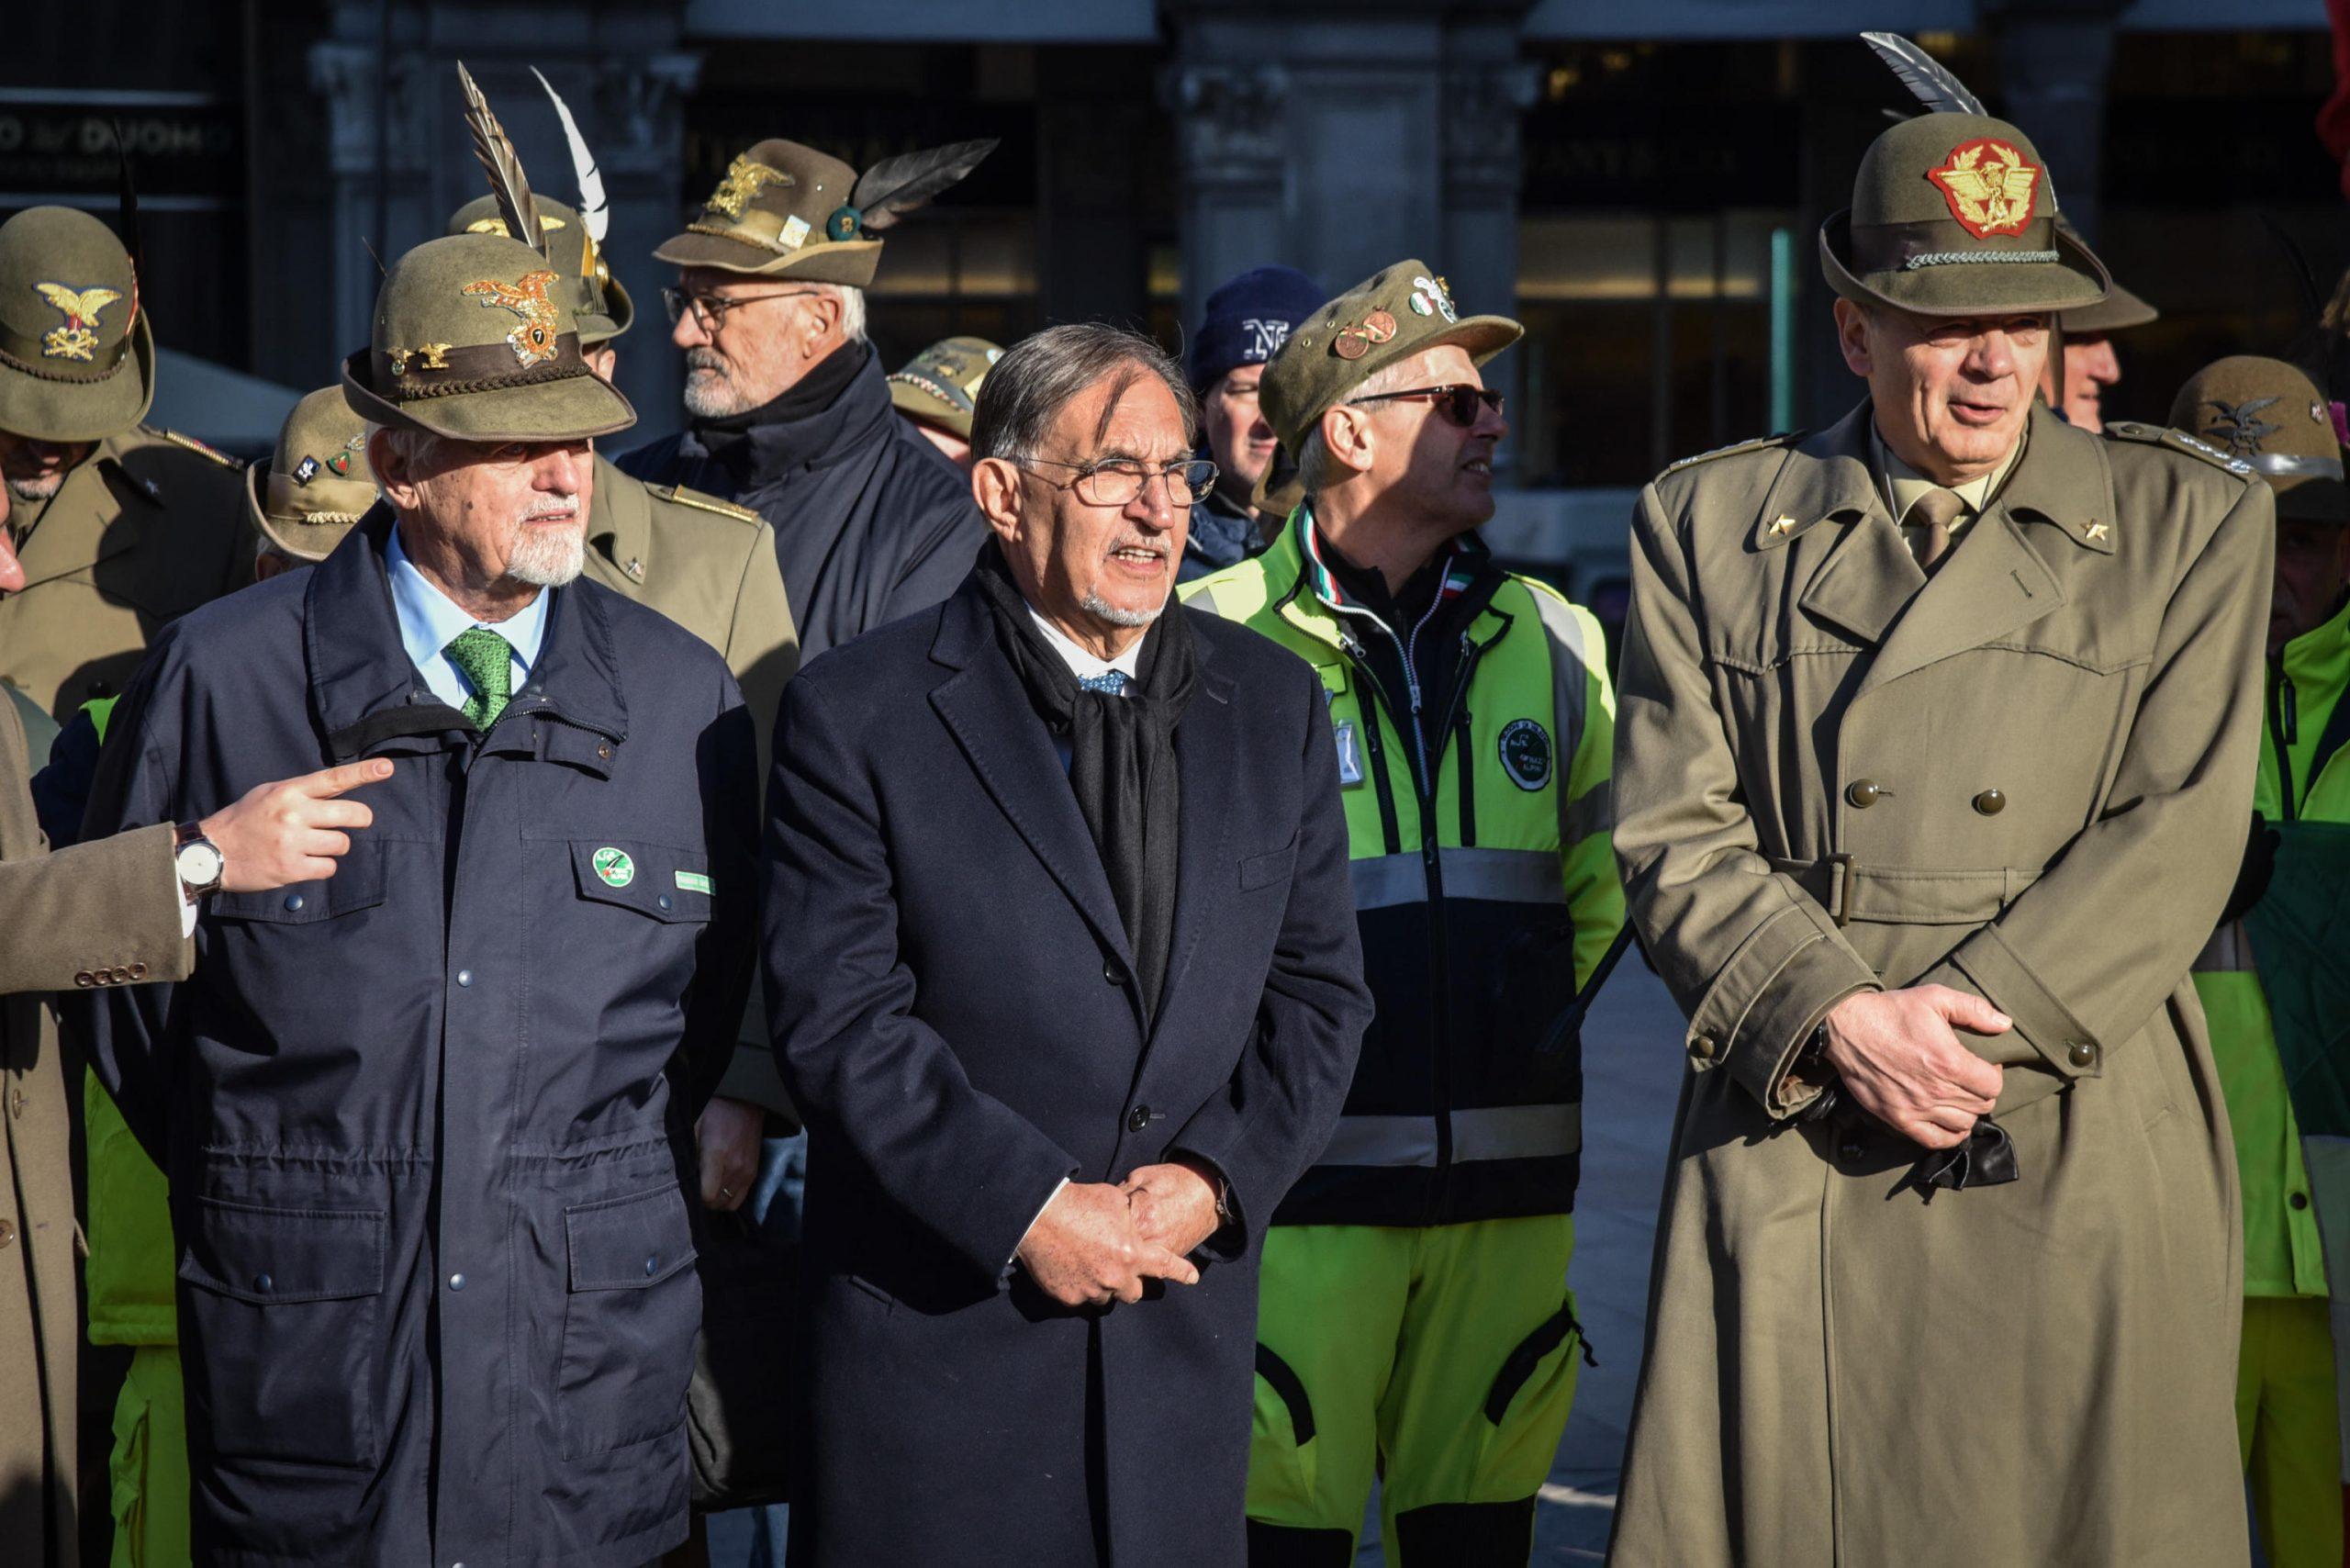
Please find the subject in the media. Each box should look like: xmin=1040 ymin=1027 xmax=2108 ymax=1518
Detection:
xmin=33 ymin=283 xmax=121 ymax=362
xmin=1926 ymin=140 xmax=2041 ymax=239
xmin=462 ymin=271 xmax=564 ymax=368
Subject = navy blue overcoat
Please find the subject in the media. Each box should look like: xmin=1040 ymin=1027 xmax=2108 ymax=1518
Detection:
xmin=74 ymin=510 xmax=759 ymax=1568
xmin=765 ymin=577 xmax=1371 ymax=1567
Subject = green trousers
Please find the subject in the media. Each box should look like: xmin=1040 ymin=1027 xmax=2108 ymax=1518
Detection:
xmin=1246 ymin=1215 xmax=1583 ymax=1567
xmin=107 ymin=1345 xmax=187 ymax=1568
xmin=2237 ymin=1294 xmax=2344 ymax=1568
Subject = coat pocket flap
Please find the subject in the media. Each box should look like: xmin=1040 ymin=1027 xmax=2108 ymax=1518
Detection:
xmin=178 ymin=1197 xmax=387 ymax=1305
xmin=566 ymin=1185 xmax=696 ymax=1292
xmin=1240 ymin=834 xmax=1300 ymax=891
xmin=208 ymin=838 xmax=388 ymax=924
xmin=566 ymin=839 xmax=713 ymax=924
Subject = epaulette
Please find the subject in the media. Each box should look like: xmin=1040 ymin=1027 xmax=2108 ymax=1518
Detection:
xmin=646 ymin=482 xmax=762 ymax=527
xmin=154 ymin=428 xmax=239 ymax=468
xmin=1662 ymin=431 xmax=1802 ymax=476
xmin=2101 ymin=420 xmax=2255 ymax=478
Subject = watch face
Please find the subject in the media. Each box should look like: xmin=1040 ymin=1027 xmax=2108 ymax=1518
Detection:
xmin=177 ymin=841 xmax=225 ymax=887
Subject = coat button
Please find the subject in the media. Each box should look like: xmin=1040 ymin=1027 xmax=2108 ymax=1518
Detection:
xmin=1102 ymin=958 xmax=1122 ymax=986
xmin=129 ymin=963 xmax=147 ymax=980
xmin=0 ymin=1219 xmax=15 ymax=1248
xmin=657 ymin=894 xmax=674 ymax=913
xmin=73 ymin=972 xmax=94 ymax=988
xmin=1845 ymin=779 xmax=1881 ymax=809
xmin=284 ymin=892 xmax=305 ymax=912
xmin=1688 ymin=1034 xmax=1717 ymax=1063
xmin=2066 ymin=1040 xmax=2097 ymax=1069
xmin=7 ymin=1089 xmax=22 ymax=1118
xmin=456 ymin=969 xmax=473 ymax=988
xmin=448 ymin=1273 xmax=465 ymax=1291
xmin=596 ymin=744 xmax=612 ymax=760
xmin=1972 ymin=789 xmax=2006 ymax=816
xmin=644 ymin=1254 xmax=659 ymax=1276
xmin=1127 ymin=1105 xmax=1151 ymax=1133
xmin=111 ymin=968 xmax=131 ymax=984
xmin=2291 ymin=1192 xmax=2311 ymax=1211
xmin=253 ymin=1272 xmax=273 ymax=1293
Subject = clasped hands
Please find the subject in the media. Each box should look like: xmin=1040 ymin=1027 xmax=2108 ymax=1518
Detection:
xmin=1818 ymin=984 xmax=2013 ymax=1150
xmin=1016 ymin=1159 xmax=1224 ymax=1308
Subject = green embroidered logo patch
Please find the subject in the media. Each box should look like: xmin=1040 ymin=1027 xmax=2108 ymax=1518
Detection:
xmin=591 ymin=847 xmax=636 ymax=888
xmin=674 ymin=870 xmax=713 ymax=896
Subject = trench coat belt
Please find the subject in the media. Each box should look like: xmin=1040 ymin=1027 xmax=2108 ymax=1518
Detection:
xmin=1767 ymin=856 xmax=2040 ymax=929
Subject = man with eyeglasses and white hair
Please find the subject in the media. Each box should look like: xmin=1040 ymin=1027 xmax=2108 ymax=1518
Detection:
xmin=618 ymin=136 xmax=996 ymax=664
xmin=764 ymin=320 xmax=1370 ymax=1567
xmin=1181 ymin=260 xmax=1623 ymax=1567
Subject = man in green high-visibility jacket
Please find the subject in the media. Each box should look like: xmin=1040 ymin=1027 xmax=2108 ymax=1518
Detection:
xmin=2176 ymin=355 xmax=2350 ymax=1568
xmin=1182 ymin=261 xmax=1622 ymax=1566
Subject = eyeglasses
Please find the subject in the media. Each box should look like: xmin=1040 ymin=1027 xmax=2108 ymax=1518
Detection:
xmin=1348 ymin=384 xmax=1505 ymax=428
xmin=660 ymin=287 xmax=822 ymax=330
xmin=1016 ymin=456 xmax=1219 ymax=509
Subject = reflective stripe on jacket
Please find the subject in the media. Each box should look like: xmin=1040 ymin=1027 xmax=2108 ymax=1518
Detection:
xmin=2192 ymin=593 xmax=2350 ymax=1297
xmin=1182 ymin=508 xmax=1622 ymax=1226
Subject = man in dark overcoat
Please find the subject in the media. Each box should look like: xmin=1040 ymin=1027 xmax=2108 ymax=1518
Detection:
xmin=765 ymin=322 xmax=1371 ymax=1567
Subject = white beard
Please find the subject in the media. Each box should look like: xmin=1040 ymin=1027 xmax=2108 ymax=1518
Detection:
xmin=681 ymin=353 xmax=753 ymax=420
xmin=1081 ymin=590 xmax=1162 ymax=629
xmin=508 ymin=520 xmax=586 ymax=587
xmin=5 ymin=473 xmax=62 ymax=503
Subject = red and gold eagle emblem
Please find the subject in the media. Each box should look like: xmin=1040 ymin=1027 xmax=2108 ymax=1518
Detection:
xmin=1925 ymin=139 xmax=2041 ymax=240
xmin=461 ymin=269 xmax=564 ymax=368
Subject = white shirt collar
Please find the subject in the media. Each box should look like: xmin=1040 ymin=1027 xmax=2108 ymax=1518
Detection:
xmin=1027 ymin=605 xmax=1142 ymax=686
xmin=386 ymin=523 xmax=550 ymax=706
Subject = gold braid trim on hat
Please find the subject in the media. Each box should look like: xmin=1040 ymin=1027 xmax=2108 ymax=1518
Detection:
xmin=0 ymin=337 xmax=134 ymax=385
xmin=684 ymin=217 xmax=798 ymax=254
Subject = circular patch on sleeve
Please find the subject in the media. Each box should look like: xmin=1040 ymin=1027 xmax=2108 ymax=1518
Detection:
xmin=1498 ymin=718 xmax=1553 ymax=791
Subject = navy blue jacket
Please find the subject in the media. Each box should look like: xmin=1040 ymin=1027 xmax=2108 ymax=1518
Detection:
xmin=617 ymin=351 xmax=984 ymax=661
xmin=764 ymin=578 xmax=1371 ymax=1567
xmin=73 ymin=510 xmax=759 ymax=1568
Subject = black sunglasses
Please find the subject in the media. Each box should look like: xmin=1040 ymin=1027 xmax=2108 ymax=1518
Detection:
xmin=1348 ymin=384 xmax=1505 ymax=428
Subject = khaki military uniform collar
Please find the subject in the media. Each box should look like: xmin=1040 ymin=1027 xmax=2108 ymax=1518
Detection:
xmin=586 ymin=452 xmax=652 ymax=585
xmin=1871 ymin=419 xmax=2023 ymax=532
xmin=13 ymin=426 xmax=164 ymax=590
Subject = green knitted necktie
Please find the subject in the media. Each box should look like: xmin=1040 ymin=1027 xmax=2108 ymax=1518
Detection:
xmin=443 ymin=626 xmax=513 ymax=730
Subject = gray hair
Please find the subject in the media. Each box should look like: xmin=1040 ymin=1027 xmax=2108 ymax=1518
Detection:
xmin=828 ymin=284 xmax=867 ymax=344
xmin=972 ymin=323 xmax=1197 ymax=465
xmin=1296 ymin=357 xmax=1418 ymax=498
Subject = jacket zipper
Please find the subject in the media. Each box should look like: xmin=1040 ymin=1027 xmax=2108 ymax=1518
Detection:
xmin=2270 ymin=655 xmax=2300 ymax=822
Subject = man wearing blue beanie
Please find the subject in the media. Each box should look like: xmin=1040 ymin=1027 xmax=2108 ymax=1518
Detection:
xmin=1185 ymin=264 xmax=1325 ymax=580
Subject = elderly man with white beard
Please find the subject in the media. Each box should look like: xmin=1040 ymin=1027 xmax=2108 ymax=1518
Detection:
xmin=73 ymin=228 xmax=761 ymax=1567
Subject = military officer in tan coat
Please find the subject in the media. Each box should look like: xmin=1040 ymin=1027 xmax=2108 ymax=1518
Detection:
xmin=0 ymin=206 xmax=250 ymax=722
xmin=1607 ymin=108 xmax=2268 ymax=1567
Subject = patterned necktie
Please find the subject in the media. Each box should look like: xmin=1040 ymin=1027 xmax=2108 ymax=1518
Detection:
xmin=1077 ymin=670 xmax=1129 ymax=697
xmin=443 ymin=626 xmax=514 ymax=730
xmin=1905 ymin=486 xmax=1965 ymax=574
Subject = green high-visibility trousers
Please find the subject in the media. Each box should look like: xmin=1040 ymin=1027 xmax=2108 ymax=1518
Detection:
xmin=106 ymin=1344 xmax=187 ymax=1568
xmin=1246 ymin=1215 xmax=1583 ymax=1567
xmin=2237 ymin=1294 xmax=2344 ymax=1568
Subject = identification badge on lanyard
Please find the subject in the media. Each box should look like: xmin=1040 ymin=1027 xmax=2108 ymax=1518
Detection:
xmin=1334 ymin=719 xmax=1366 ymax=788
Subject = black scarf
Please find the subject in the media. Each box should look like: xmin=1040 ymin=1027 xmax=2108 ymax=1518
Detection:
xmin=971 ymin=543 xmax=1196 ymax=1021
xmin=689 ymin=338 xmax=871 ymax=461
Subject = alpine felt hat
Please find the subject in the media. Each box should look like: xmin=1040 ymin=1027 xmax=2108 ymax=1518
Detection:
xmin=341 ymin=231 xmax=634 ymax=445
xmin=2168 ymin=355 xmax=2346 ymax=523
xmin=248 ymin=386 xmax=378 ymax=561
xmin=1259 ymin=259 xmax=1520 ymax=459
xmin=888 ymin=336 xmax=1002 ymax=442
xmin=446 ymin=194 xmax=633 ymax=343
xmin=0 ymin=206 xmax=155 ymax=442
xmin=1820 ymin=113 xmax=2109 ymax=318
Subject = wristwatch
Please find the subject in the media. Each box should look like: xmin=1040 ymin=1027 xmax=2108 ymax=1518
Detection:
xmin=173 ymin=823 xmax=225 ymax=905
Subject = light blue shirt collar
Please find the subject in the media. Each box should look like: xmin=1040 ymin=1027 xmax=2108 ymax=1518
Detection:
xmin=385 ymin=523 xmax=550 ymax=711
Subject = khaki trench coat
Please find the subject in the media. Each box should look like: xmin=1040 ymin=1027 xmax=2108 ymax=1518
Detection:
xmin=0 ymin=426 xmax=249 ymax=722
xmin=1608 ymin=403 xmax=2269 ymax=1567
xmin=0 ymin=689 xmax=190 ymax=1568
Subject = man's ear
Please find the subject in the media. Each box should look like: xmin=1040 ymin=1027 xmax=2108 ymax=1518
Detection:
xmin=1324 ymin=404 xmax=1374 ymax=477
xmin=1832 ymin=298 xmax=1874 ymax=378
xmin=801 ymin=292 xmax=845 ymax=359
xmin=367 ymin=429 xmax=421 ymax=512
xmin=970 ymin=456 xmax=1024 ymax=543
